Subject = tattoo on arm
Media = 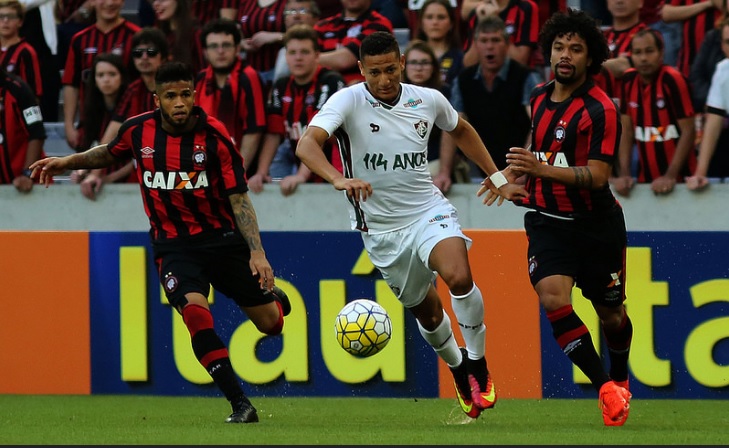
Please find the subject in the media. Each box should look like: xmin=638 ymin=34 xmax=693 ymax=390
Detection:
xmin=229 ymin=193 xmax=264 ymax=251
xmin=69 ymin=145 xmax=116 ymax=170
xmin=571 ymin=166 xmax=593 ymax=188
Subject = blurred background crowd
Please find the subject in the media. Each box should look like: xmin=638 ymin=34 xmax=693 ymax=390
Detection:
xmin=2 ymin=0 xmax=728 ymax=198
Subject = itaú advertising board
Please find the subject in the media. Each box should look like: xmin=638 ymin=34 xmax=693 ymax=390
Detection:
xmin=1 ymin=230 xmax=727 ymax=399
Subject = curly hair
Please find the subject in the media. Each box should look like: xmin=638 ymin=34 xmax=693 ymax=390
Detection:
xmin=539 ymin=8 xmax=609 ymax=76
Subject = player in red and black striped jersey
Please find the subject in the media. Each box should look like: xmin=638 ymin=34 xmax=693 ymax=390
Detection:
xmin=314 ymin=0 xmax=393 ymax=85
xmin=480 ymin=8 xmax=633 ymax=426
xmin=0 ymin=1 xmax=42 ymax=100
xmin=196 ymin=19 xmax=267 ymax=171
xmin=61 ymin=0 xmax=140 ymax=151
xmin=248 ymin=24 xmax=345 ymax=195
xmin=0 ymin=67 xmax=46 ymax=192
xmin=31 ymin=61 xmax=289 ymax=425
xmin=614 ymin=28 xmax=696 ymax=197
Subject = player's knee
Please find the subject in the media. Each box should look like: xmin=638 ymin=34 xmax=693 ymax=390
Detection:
xmin=444 ymin=272 xmax=473 ymax=296
xmin=256 ymin=305 xmax=285 ymax=335
xmin=260 ymin=316 xmax=284 ymax=335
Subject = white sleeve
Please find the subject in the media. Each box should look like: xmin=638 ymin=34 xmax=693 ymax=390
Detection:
xmin=706 ymin=61 xmax=729 ymax=115
xmin=307 ymin=87 xmax=352 ymax=137
xmin=432 ymin=88 xmax=459 ymax=132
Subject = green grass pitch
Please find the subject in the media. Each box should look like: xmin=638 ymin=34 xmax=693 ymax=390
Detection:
xmin=1 ymin=395 xmax=728 ymax=445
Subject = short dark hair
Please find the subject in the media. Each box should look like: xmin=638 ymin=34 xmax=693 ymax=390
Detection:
xmin=630 ymin=27 xmax=664 ymax=52
xmin=539 ymin=8 xmax=609 ymax=75
xmin=132 ymin=27 xmax=170 ymax=59
xmin=474 ymin=15 xmax=509 ymax=42
xmin=360 ymin=31 xmax=400 ymax=61
xmin=155 ymin=61 xmax=194 ymax=89
xmin=283 ymin=23 xmax=319 ymax=50
xmin=200 ymin=18 xmax=242 ymax=47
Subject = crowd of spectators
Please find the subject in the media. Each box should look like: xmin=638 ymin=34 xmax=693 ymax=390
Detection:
xmin=1 ymin=0 xmax=727 ymax=196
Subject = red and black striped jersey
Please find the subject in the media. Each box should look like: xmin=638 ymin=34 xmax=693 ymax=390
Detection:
xmin=266 ymin=66 xmax=345 ymax=178
xmin=0 ymin=73 xmax=46 ymax=184
xmin=193 ymin=0 xmax=236 ymax=25
xmin=515 ymin=79 xmax=621 ymax=217
xmin=603 ymin=21 xmax=646 ymax=58
xmin=195 ymin=58 xmax=267 ymax=148
xmin=237 ymin=0 xmax=287 ymax=74
xmin=107 ymin=106 xmax=248 ymax=242
xmin=112 ymin=78 xmax=156 ymax=123
xmin=314 ymin=8 xmax=393 ymax=84
xmin=620 ymin=65 xmax=696 ymax=182
xmin=593 ymin=65 xmax=620 ymax=107
xmin=463 ymin=0 xmax=539 ymax=60
xmin=61 ymin=20 xmax=141 ymax=121
xmin=61 ymin=20 xmax=141 ymax=89
xmin=0 ymin=40 xmax=42 ymax=98
xmin=666 ymin=0 xmax=721 ymax=77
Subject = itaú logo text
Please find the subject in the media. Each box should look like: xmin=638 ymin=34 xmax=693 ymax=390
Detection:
xmin=142 ymin=171 xmax=209 ymax=190
xmin=634 ymin=124 xmax=679 ymax=142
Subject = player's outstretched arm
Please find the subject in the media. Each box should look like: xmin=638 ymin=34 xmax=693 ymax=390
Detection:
xmin=29 ymin=145 xmax=116 ymax=187
xmin=296 ymin=125 xmax=373 ymax=202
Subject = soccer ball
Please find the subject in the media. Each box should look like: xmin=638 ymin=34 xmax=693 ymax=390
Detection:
xmin=334 ymin=299 xmax=392 ymax=357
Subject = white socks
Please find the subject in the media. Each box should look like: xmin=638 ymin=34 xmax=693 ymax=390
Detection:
xmin=450 ymin=283 xmax=486 ymax=360
xmin=417 ymin=311 xmax=462 ymax=368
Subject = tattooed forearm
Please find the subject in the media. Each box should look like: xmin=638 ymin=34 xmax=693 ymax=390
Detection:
xmin=229 ymin=192 xmax=264 ymax=251
xmin=68 ymin=145 xmax=116 ymax=170
xmin=571 ymin=166 xmax=593 ymax=188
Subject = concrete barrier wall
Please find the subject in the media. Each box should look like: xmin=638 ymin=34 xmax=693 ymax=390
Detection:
xmin=3 ymin=183 xmax=728 ymax=232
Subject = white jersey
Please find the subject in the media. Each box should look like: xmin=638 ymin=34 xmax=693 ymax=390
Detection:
xmin=308 ymin=82 xmax=459 ymax=234
xmin=706 ymin=58 xmax=729 ymax=115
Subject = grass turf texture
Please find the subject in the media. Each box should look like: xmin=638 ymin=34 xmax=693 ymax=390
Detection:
xmin=1 ymin=395 xmax=728 ymax=445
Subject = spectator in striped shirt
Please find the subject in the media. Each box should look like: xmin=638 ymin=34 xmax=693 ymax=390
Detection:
xmin=0 ymin=0 xmax=42 ymax=99
xmin=196 ymin=18 xmax=268 ymax=171
xmin=613 ymin=27 xmax=697 ymax=197
xmin=0 ymin=64 xmax=46 ymax=192
xmin=314 ymin=0 xmax=393 ymax=85
xmin=61 ymin=0 xmax=140 ymax=151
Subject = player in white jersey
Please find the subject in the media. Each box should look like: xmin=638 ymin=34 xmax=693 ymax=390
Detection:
xmin=297 ymin=31 xmax=527 ymax=419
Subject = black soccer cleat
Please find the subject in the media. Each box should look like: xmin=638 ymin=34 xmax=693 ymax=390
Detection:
xmin=226 ymin=397 xmax=259 ymax=424
xmin=270 ymin=285 xmax=291 ymax=316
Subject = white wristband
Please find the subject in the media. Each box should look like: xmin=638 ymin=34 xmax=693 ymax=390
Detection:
xmin=489 ymin=171 xmax=508 ymax=189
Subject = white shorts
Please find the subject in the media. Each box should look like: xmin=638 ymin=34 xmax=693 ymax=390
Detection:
xmin=362 ymin=203 xmax=472 ymax=308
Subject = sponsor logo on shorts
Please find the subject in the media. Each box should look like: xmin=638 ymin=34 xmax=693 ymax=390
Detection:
xmin=163 ymin=273 xmax=178 ymax=293
xmin=428 ymin=214 xmax=450 ymax=223
xmin=528 ymin=256 xmax=538 ymax=276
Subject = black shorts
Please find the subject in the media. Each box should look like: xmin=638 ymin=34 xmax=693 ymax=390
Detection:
xmin=524 ymin=206 xmax=627 ymax=307
xmin=152 ymin=230 xmax=272 ymax=309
